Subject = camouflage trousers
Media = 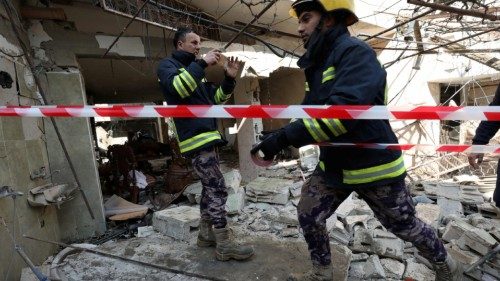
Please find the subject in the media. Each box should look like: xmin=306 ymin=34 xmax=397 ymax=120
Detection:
xmin=298 ymin=171 xmax=447 ymax=266
xmin=191 ymin=148 xmax=228 ymax=229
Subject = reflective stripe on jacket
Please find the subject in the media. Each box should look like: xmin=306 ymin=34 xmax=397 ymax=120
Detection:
xmin=157 ymin=50 xmax=235 ymax=155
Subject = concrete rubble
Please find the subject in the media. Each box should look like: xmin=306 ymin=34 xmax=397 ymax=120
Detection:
xmin=26 ymin=162 xmax=500 ymax=281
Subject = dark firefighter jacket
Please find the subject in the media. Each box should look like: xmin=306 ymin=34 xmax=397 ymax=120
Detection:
xmin=472 ymin=85 xmax=500 ymax=145
xmin=157 ymin=50 xmax=236 ymax=155
xmin=283 ymin=25 xmax=406 ymax=188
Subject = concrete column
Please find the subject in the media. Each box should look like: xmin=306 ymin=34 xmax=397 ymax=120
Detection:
xmin=233 ymin=77 xmax=262 ymax=183
xmin=44 ymin=71 xmax=106 ymax=241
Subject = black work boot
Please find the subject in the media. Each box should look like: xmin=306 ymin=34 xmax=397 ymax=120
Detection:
xmin=287 ymin=264 xmax=333 ymax=281
xmin=197 ymin=218 xmax=216 ymax=247
xmin=213 ymin=227 xmax=254 ymax=261
xmin=433 ymin=255 xmax=464 ymax=281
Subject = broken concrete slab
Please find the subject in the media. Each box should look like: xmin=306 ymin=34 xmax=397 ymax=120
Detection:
xmin=422 ymin=182 xmax=484 ymax=204
xmin=365 ymin=255 xmax=386 ymax=279
xmin=403 ymin=259 xmax=435 ymax=281
xmin=289 ymin=181 xmax=303 ymax=198
xmin=184 ymin=169 xmax=242 ymax=204
xmin=226 ymin=187 xmax=245 ymax=215
xmin=478 ymin=202 xmax=500 ymax=219
xmin=347 ymin=261 xmax=365 ymax=280
xmin=345 ymin=214 xmax=371 ymax=232
xmin=334 ymin=194 xmax=373 ymax=221
xmin=330 ymin=243 xmax=352 ymax=281
xmin=351 ymin=253 xmax=369 ymax=262
xmin=352 ymin=229 xmax=404 ymax=260
xmin=457 ymin=228 xmax=497 ymax=255
xmin=152 ymin=206 xmax=200 ymax=241
xmin=246 ymin=177 xmax=292 ymax=205
xmin=437 ymin=197 xmax=464 ymax=219
xmin=137 ymin=226 xmax=155 ymax=238
xmin=416 ymin=203 xmax=441 ymax=225
xmin=442 ymin=219 xmax=477 ymax=242
xmin=445 ymin=242 xmax=481 ymax=265
xmin=468 ymin=213 xmax=500 ymax=231
xmin=380 ymin=258 xmax=405 ymax=279
xmin=329 ymin=220 xmax=351 ymax=246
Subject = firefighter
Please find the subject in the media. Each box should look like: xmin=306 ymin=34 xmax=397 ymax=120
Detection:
xmin=251 ymin=1 xmax=462 ymax=280
xmin=157 ymin=26 xmax=254 ymax=261
xmin=469 ymin=84 xmax=500 ymax=208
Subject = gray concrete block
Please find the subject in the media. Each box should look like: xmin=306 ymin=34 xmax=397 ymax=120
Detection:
xmin=415 ymin=203 xmax=440 ymax=225
xmin=442 ymin=220 xmax=476 ymax=242
xmin=445 ymin=242 xmax=480 ymax=265
xmin=403 ymin=259 xmax=435 ymax=281
xmin=289 ymin=181 xmax=303 ymax=198
xmin=153 ymin=206 xmax=200 ymax=241
xmin=423 ymin=182 xmax=484 ymax=204
xmin=348 ymin=261 xmax=365 ymax=279
xmin=352 ymin=229 xmax=404 ymax=260
xmin=365 ymin=255 xmax=385 ymax=279
xmin=468 ymin=213 xmax=500 ymax=231
xmin=345 ymin=214 xmax=371 ymax=232
xmin=246 ymin=177 xmax=291 ymax=205
xmin=226 ymin=187 xmax=245 ymax=215
xmin=380 ymin=258 xmax=405 ymax=279
xmin=351 ymin=253 xmax=369 ymax=262
xmin=458 ymin=228 xmax=497 ymax=255
xmin=329 ymin=220 xmax=350 ymax=245
xmin=331 ymin=243 xmax=351 ymax=281
xmin=437 ymin=198 xmax=463 ymax=219
xmin=334 ymin=194 xmax=373 ymax=220
xmin=184 ymin=169 xmax=242 ymax=204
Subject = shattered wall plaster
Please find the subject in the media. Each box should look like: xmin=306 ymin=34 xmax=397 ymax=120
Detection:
xmin=95 ymin=35 xmax=146 ymax=57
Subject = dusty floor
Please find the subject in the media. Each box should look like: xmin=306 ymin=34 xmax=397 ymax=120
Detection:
xmin=56 ymin=231 xmax=311 ymax=281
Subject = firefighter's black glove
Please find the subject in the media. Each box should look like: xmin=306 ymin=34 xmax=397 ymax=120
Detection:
xmin=250 ymin=129 xmax=289 ymax=161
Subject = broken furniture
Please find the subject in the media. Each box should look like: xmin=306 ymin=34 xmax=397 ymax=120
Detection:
xmin=103 ymin=194 xmax=148 ymax=221
xmin=106 ymin=144 xmax=140 ymax=203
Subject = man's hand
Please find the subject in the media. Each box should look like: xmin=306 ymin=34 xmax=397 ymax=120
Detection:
xmin=250 ymin=129 xmax=289 ymax=161
xmin=225 ymin=56 xmax=241 ymax=79
xmin=203 ymin=49 xmax=221 ymax=66
xmin=468 ymin=153 xmax=484 ymax=169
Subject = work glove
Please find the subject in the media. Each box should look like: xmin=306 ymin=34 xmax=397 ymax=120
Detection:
xmin=250 ymin=129 xmax=289 ymax=161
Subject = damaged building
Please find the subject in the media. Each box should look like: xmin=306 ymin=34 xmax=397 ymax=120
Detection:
xmin=0 ymin=0 xmax=499 ymax=280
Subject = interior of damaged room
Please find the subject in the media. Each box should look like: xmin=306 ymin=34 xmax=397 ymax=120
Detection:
xmin=0 ymin=0 xmax=499 ymax=280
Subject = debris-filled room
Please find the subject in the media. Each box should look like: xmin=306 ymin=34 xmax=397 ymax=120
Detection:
xmin=0 ymin=0 xmax=499 ymax=280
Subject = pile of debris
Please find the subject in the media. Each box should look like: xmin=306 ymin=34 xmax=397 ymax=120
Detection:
xmin=22 ymin=161 xmax=500 ymax=280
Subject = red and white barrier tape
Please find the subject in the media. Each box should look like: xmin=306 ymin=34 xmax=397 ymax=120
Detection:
xmin=2 ymin=105 xmax=500 ymax=120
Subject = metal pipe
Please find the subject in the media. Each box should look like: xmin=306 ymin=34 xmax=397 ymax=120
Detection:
xmin=223 ymin=0 xmax=278 ymax=49
xmin=1 ymin=0 xmax=95 ymax=219
xmin=408 ymin=0 xmax=499 ymax=21
xmin=102 ymin=0 xmax=149 ymax=58
xmin=24 ymin=235 xmax=227 ymax=281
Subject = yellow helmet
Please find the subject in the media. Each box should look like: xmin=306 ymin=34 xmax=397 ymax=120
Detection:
xmin=289 ymin=0 xmax=358 ymax=26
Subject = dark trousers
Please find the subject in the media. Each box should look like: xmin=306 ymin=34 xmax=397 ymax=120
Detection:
xmin=191 ymin=148 xmax=228 ymax=228
xmin=298 ymin=171 xmax=447 ymax=266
